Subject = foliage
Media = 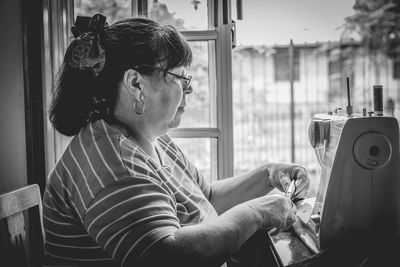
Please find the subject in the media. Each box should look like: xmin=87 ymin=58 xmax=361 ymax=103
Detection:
xmin=74 ymin=0 xmax=131 ymax=24
xmin=148 ymin=0 xmax=185 ymax=30
xmin=344 ymin=0 xmax=400 ymax=59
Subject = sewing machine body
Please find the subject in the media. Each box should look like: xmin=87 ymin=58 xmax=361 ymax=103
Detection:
xmin=268 ymin=112 xmax=400 ymax=266
xmin=312 ymin=113 xmax=400 ymax=248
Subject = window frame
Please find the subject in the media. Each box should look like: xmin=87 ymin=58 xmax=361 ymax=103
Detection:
xmin=43 ymin=0 xmax=234 ymax=181
xmin=164 ymin=0 xmax=234 ymax=181
xmin=42 ymin=0 xmax=75 ymax=176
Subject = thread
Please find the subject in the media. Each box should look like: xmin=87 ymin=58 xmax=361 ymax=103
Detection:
xmin=373 ymin=85 xmax=383 ymax=116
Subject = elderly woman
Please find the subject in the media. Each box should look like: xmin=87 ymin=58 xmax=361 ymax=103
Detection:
xmin=43 ymin=14 xmax=309 ymax=267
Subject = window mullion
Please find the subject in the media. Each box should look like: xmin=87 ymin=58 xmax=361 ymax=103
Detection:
xmin=169 ymin=128 xmax=220 ymax=138
xmin=215 ymin=0 xmax=234 ymax=179
xmin=182 ymin=30 xmax=218 ymax=41
xmin=43 ymin=0 xmax=74 ymax=175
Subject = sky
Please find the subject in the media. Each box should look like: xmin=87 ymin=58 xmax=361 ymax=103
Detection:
xmin=235 ymin=0 xmax=356 ymax=45
xmin=165 ymin=0 xmax=357 ymax=45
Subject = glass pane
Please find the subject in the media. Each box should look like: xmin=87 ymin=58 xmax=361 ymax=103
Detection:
xmin=233 ymin=0 xmax=385 ymax=198
xmin=74 ymin=0 xmax=132 ymax=24
xmin=148 ymin=0 xmax=209 ymax=31
xmin=179 ymin=41 xmax=217 ymax=128
xmin=172 ymin=138 xmax=217 ymax=183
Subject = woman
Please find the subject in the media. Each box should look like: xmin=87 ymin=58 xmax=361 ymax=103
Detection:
xmin=43 ymin=14 xmax=309 ymax=267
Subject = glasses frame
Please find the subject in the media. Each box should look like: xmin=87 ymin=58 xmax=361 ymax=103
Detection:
xmin=165 ymin=71 xmax=192 ymax=90
xmin=134 ymin=65 xmax=192 ymax=90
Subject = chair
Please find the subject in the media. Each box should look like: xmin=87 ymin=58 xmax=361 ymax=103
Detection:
xmin=0 ymin=184 xmax=44 ymax=267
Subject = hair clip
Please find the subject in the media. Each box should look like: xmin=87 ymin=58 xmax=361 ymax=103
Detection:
xmin=66 ymin=14 xmax=108 ymax=76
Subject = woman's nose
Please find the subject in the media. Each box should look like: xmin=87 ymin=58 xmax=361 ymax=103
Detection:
xmin=184 ymin=85 xmax=193 ymax=95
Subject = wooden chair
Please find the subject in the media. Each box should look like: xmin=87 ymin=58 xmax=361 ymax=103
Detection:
xmin=0 ymin=184 xmax=44 ymax=266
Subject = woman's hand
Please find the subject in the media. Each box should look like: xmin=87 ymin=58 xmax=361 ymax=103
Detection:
xmin=264 ymin=162 xmax=310 ymax=199
xmin=244 ymin=194 xmax=297 ymax=233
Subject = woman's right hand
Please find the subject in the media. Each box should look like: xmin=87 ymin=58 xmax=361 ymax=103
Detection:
xmin=244 ymin=194 xmax=297 ymax=234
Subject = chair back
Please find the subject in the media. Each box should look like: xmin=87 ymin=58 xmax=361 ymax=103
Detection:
xmin=0 ymin=184 xmax=44 ymax=266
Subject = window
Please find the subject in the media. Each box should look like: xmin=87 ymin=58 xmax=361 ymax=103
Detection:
xmin=146 ymin=0 xmax=232 ymax=182
xmin=232 ymin=0 xmax=400 ymax=197
xmin=273 ymin=47 xmax=300 ymax=82
xmin=44 ymin=0 xmax=234 ymax=182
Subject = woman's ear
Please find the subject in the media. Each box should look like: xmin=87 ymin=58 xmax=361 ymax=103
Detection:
xmin=122 ymin=69 xmax=141 ymax=95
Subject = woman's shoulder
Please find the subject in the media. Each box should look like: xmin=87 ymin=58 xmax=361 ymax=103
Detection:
xmin=157 ymin=134 xmax=185 ymax=159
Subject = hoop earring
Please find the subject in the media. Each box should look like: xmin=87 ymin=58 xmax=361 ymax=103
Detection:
xmin=133 ymin=87 xmax=145 ymax=115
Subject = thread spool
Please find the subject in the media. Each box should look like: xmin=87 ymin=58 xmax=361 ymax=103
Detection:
xmin=373 ymin=85 xmax=383 ymax=116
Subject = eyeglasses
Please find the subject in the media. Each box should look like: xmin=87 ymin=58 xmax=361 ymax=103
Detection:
xmin=165 ymin=71 xmax=192 ymax=90
xmin=134 ymin=65 xmax=192 ymax=90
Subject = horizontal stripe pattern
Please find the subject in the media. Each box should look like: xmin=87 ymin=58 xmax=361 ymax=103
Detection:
xmin=43 ymin=119 xmax=218 ymax=266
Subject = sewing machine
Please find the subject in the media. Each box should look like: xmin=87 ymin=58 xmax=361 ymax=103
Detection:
xmin=267 ymin=85 xmax=400 ymax=266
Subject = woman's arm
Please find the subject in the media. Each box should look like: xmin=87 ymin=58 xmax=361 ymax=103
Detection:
xmin=209 ymin=163 xmax=310 ymax=215
xmin=141 ymin=194 xmax=295 ymax=267
xmin=209 ymin=165 xmax=274 ymax=214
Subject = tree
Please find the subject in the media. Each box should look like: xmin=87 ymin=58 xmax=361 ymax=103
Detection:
xmin=74 ymin=0 xmax=131 ymax=24
xmin=148 ymin=0 xmax=186 ymax=30
xmin=344 ymin=0 xmax=400 ymax=59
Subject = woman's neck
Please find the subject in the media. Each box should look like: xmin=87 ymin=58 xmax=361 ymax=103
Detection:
xmin=105 ymin=117 xmax=161 ymax=165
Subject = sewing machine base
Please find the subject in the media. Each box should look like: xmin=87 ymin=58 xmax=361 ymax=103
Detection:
xmin=267 ymin=230 xmax=400 ymax=267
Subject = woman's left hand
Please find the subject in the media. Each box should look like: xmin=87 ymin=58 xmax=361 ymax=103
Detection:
xmin=263 ymin=162 xmax=310 ymax=199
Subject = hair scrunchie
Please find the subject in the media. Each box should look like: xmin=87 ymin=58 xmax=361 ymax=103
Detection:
xmin=66 ymin=14 xmax=108 ymax=76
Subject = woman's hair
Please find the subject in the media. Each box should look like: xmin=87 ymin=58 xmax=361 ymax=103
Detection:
xmin=49 ymin=16 xmax=192 ymax=136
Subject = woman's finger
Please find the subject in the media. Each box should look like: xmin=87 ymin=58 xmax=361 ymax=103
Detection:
xmin=278 ymin=171 xmax=292 ymax=192
xmin=293 ymin=168 xmax=310 ymax=198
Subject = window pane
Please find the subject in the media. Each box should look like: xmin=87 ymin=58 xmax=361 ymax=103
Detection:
xmin=74 ymin=0 xmax=132 ymax=24
xmin=148 ymin=0 xmax=209 ymax=30
xmin=172 ymin=138 xmax=217 ymax=183
xmin=179 ymin=41 xmax=217 ymax=128
xmin=233 ymin=0 xmax=368 ymax=198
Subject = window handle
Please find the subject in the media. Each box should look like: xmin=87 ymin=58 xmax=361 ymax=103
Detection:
xmin=231 ymin=20 xmax=236 ymax=48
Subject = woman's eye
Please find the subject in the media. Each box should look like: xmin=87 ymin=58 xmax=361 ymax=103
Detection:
xmin=168 ymin=74 xmax=179 ymax=82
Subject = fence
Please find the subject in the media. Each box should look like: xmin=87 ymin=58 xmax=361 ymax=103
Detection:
xmin=232 ymin=42 xmax=400 ymax=196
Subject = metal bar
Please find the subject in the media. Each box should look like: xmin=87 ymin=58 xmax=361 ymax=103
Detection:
xmin=181 ymin=30 xmax=218 ymax=41
xmin=236 ymin=0 xmax=243 ymax=20
xmin=169 ymin=128 xmax=220 ymax=138
xmin=223 ymin=0 xmax=228 ymax=24
xmin=289 ymin=39 xmax=295 ymax=162
xmin=214 ymin=0 xmax=218 ymax=27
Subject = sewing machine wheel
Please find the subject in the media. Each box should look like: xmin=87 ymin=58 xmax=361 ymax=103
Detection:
xmin=353 ymin=132 xmax=392 ymax=170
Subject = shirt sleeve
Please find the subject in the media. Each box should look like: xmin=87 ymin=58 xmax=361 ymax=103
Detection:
xmin=83 ymin=175 xmax=180 ymax=267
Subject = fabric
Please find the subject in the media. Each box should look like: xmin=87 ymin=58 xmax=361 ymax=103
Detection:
xmin=43 ymin=119 xmax=218 ymax=266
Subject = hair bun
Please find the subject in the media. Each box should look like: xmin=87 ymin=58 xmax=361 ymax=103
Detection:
xmin=67 ymin=14 xmax=108 ymax=76
xmin=71 ymin=14 xmax=108 ymax=38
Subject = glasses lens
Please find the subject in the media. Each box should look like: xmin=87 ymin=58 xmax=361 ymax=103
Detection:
xmin=186 ymin=75 xmax=192 ymax=88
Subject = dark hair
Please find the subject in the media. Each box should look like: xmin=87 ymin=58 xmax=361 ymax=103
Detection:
xmin=49 ymin=17 xmax=192 ymax=136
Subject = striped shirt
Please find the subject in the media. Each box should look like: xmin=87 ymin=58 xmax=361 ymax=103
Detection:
xmin=43 ymin=119 xmax=219 ymax=266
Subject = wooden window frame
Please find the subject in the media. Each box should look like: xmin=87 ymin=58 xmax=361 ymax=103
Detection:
xmin=42 ymin=0 xmax=234 ymax=181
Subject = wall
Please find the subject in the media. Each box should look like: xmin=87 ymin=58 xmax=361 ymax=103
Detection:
xmin=0 ymin=0 xmax=27 ymax=193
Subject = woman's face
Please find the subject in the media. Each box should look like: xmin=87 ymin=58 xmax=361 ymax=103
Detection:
xmin=143 ymin=66 xmax=192 ymax=134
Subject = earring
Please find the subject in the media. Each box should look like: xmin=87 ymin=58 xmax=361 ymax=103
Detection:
xmin=133 ymin=84 xmax=145 ymax=115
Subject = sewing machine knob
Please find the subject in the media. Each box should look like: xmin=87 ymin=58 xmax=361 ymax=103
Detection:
xmin=308 ymin=120 xmax=325 ymax=148
xmin=353 ymin=132 xmax=392 ymax=169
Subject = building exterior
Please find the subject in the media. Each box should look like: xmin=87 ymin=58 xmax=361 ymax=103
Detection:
xmin=232 ymin=42 xmax=400 ymax=195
